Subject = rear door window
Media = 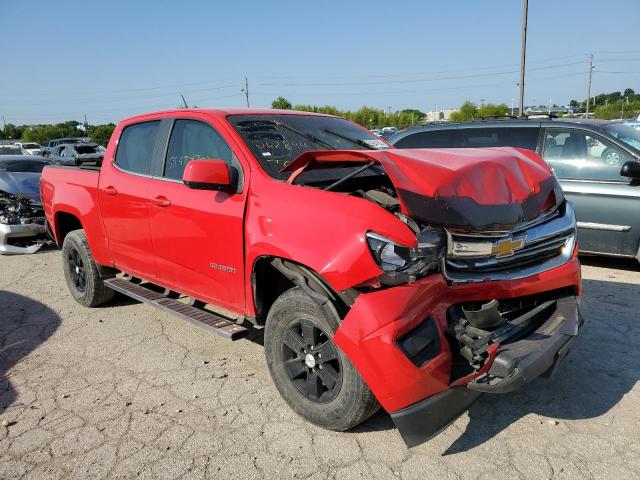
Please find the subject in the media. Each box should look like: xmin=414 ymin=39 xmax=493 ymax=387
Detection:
xmin=115 ymin=121 xmax=161 ymax=175
xmin=163 ymin=119 xmax=232 ymax=181
xmin=394 ymin=130 xmax=457 ymax=148
xmin=458 ymin=127 xmax=539 ymax=149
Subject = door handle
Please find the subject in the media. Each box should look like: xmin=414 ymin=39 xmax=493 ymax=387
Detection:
xmin=151 ymin=196 xmax=171 ymax=207
xmin=104 ymin=186 xmax=117 ymax=196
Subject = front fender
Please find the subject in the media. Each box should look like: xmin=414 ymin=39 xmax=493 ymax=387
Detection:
xmin=244 ymin=172 xmax=416 ymax=294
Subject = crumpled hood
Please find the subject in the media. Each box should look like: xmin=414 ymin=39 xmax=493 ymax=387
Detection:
xmin=282 ymin=147 xmax=563 ymax=231
xmin=0 ymin=171 xmax=42 ymax=203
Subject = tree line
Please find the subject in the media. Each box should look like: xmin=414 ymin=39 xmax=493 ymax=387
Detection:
xmin=0 ymin=121 xmax=116 ymax=146
xmin=271 ymin=97 xmax=426 ymax=128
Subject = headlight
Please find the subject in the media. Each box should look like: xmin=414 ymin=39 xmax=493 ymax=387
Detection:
xmin=366 ymin=227 xmax=445 ymax=285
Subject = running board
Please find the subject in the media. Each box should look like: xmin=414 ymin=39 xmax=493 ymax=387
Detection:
xmin=104 ymin=278 xmax=247 ymax=340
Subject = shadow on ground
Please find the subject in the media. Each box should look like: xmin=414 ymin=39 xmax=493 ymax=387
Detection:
xmin=442 ymin=276 xmax=639 ymax=454
xmin=0 ymin=291 xmax=61 ymax=415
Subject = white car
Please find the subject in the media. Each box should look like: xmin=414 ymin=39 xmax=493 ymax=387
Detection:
xmin=16 ymin=142 xmax=43 ymax=155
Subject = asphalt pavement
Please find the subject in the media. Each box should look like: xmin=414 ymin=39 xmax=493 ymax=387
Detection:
xmin=1 ymin=250 xmax=639 ymax=479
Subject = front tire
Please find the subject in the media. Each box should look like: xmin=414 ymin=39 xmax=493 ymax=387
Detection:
xmin=264 ymin=287 xmax=379 ymax=431
xmin=61 ymin=229 xmax=114 ymax=307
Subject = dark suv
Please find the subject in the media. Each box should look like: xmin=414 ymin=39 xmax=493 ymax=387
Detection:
xmin=391 ymin=119 xmax=640 ymax=261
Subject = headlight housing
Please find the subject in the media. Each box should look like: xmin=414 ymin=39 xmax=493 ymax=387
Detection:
xmin=366 ymin=227 xmax=445 ymax=285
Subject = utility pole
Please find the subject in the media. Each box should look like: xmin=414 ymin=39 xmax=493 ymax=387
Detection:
xmin=586 ymin=54 xmax=594 ymax=116
xmin=241 ymin=77 xmax=250 ymax=108
xmin=2 ymin=115 xmax=5 ymax=132
xmin=180 ymin=94 xmax=189 ymax=108
xmin=83 ymin=114 xmax=89 ymax=135
xmin=518 ymin=0 xmax=528 ymax=118
xmin=480 ymin=99 xmax=485 ymax=110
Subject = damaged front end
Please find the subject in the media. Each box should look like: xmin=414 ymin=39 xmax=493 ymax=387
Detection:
xmin=0 ymin=191 xmax=47 ymax=254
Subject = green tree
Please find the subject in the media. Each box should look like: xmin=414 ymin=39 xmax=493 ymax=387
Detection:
xmin=90 ymin=124 xmax=116 ymax=145
xmin=271 ymin=96 xmax=292 ymax=109
xmin=449 ymin=101 xmax=478 ymax=122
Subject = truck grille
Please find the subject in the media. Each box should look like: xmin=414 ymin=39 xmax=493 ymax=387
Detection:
xmin=444 ymin=202 xmax=576 ymax=283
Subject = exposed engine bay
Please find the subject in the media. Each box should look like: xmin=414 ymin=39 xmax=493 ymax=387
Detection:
xmin=0 ymin=191 xmax=48 ymax=255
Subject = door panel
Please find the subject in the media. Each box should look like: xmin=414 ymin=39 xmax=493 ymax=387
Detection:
xmin=560 ymin=181 xmax=640 ymax=256
xmin=148 ymin=181 xmax=246 ymax=310
xmin=98 ymin=120 xmax=160 ymax=278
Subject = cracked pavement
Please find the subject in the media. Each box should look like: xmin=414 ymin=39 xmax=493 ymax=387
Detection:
xmin=1 ymin=250 xmax=639 ymax=479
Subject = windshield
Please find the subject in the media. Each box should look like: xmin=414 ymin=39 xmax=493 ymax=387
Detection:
xmin=22 ymin=143 xmax=40 ymax=149
xmin=601 ymin=123 xmax=640 ymax=152
xmin=227 ymin=114 xmax=390 ymax=181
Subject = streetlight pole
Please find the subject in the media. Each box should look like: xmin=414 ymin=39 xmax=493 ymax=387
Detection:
xmin=518 ymin=0 xmax=528 ymax=118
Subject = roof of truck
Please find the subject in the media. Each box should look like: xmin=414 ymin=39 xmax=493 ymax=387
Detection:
xmin=122 ymin=108 xmax=335 ymax=124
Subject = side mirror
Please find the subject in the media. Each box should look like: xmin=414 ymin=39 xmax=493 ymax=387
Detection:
xmin=182 ymin=158 xmax=237 ymax=192
xmin=620 ymin=160 xmax=640 ymax=180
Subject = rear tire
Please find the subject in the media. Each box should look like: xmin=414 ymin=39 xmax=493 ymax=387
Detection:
xmin=264 ymin=287 xmax=379 ymax=431
xmin=61 ymin=229 xmax=114 ymax=307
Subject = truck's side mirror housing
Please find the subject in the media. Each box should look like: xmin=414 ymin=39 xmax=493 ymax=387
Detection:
xmin=182 ymin=158 xmax=237 ymax=192
xmin=620 ymin=160 xmax=640 ymax=180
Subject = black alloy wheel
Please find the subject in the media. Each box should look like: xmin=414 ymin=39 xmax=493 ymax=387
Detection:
xmin=282 ymin=320 xmax=342 ymax=403
xmin=68 ymin=247 xmax=86 ymax=292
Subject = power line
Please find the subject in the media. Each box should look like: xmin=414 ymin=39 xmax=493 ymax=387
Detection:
xmin=257 ymin=61 xmax=585 ymax=87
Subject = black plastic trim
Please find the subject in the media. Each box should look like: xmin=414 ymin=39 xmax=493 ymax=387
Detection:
xmin=391 ymin=387 xmax=481 ymax=448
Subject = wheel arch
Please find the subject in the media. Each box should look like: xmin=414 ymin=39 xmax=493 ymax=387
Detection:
xmin=250 ymin=256 xmax=358 ymax=325
xmin=54 ymin=210 xmax=83 ymax=247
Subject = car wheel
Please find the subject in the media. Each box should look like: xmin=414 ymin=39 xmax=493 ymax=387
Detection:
xmin=602 ymin=148 xmax=621 ymax=165
xmin=62 ymin=229 xmax=114 ymax=307
xmin=264 ymin=287 xmax=379 ymax=430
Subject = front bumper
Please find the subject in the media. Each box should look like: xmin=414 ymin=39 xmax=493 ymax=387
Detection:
xmin=390 ymin=295 xmax=582 ymax=447
xmin=0 ymin=222 xmax=46 ymax=255
xmin=332 ymin=254 xmax=581 ymax=446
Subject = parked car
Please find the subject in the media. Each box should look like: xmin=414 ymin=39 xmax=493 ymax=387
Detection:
xmin=0 ymin=144 xmax=27 ymax=156
xmin=16 ymin=142 xmax=43 ymax=155
xmin=48 ymin=142 xmax=103 ymax=166
xmin=0 ymin=155 xmax=49 ymax=254
xmin=42 ymin=137 xmax=89 ymax=157
xmin=392 ymin=118 xmax=640 ymax=261
xmin=41 ymin=109 xmax=582 ymax=447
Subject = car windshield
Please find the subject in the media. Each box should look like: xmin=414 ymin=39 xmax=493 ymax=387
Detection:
xmin=601 ymin=123 xmax=640 ymax=152
xmin=227 ymin=114 xmax=390 ymax=182
xmin=22 ymin=143 xmax=40 ymax=149
xmin=0 ymin=146 xmax=23 ymax=155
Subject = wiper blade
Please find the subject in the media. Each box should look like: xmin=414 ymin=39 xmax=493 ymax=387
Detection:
xmin=323 ymin=129 xmax=377 ymax=150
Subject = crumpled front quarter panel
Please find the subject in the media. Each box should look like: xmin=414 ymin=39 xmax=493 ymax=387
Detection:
xmin=244 ymin=171 xmax=416 ymax=292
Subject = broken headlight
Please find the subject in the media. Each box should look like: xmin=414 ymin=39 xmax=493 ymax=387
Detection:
xmin=366 ymin=227 xmax=445 ymax=285
xmin=0 ymin=192 xmax=43 ymax=225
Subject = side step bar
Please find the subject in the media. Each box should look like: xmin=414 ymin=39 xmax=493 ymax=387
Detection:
xmin=104 ymin=278 xmax=247 ymax=340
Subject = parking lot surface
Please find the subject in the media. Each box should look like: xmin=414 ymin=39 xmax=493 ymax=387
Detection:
xmin=1 ymin=250 xmax=639 ymax=479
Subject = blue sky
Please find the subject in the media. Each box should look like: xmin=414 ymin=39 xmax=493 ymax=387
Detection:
xmin=1 ymin=0 xmax=638 ymax=125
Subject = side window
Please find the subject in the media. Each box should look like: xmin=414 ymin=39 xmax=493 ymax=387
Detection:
xmin=394 ymin=130 xmax=456 ymax=148
xmin=543 ymin=129 xmax=631 ymax=182
xmin=507 ymin=128 xmax=540 ymax=149
xmin=163 ymin=119 xmax=232 ymax=180
xmin=115 ymin=121 xmax=161 ymax=175
xmin=458 ymin=128 xmax=499 ymax=147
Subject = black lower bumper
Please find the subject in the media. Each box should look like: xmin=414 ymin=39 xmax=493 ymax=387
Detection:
xmin=391 ymin=295 xmax=582 ymax=447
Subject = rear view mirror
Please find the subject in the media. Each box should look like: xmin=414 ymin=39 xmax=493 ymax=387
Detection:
xmin=182 ymin=158 xmax=237 ymax=192
xmin=620 ymin=160 xmax=640 ymax=180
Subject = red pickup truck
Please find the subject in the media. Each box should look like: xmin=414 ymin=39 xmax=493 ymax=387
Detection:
xmin=41 ymin=109 xmax=582 ymax=447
